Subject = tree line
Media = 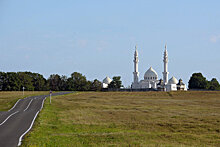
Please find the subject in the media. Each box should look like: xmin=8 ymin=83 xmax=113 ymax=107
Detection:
xmin=0 ymin=71 xmax=219 ymax=91
xmin=0 ymin=72 xmax=103 ymax=91
xmin=188 ymin=73 xmax=220 ymax=90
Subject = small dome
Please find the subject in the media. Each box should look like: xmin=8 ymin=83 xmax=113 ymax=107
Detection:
xmin=168 ymin=76 xmax=178 ymax=85
xmin=177 ymin=79 xmax=185 ymax=85
xmin=144 ymin=67 xmax=158 ymax=80
xmin=103 ymin=77 xmax=112 ymax=84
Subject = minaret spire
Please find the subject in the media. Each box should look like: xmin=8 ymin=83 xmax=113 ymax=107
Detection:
xmin=134 ymin=44 xmax=138 ymax=56
xmin=163 ymin=43 xmax=169 ymax=85
xmin=133 ymin=45 xmax=139 ymax=85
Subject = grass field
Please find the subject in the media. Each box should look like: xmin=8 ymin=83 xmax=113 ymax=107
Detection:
xmin=0 ymin=91 xmax=51 ymax=111
xmin=15 ymin=91 xmax=220 ymax=146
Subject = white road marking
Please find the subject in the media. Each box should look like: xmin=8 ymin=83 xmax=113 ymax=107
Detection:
xmin=0 ymin=111 xmax=19 ymax=126
xmin=18 ymin=97 xmax=47 ymax=146
xmin=17 ymin=111 xmax=39 ymax=146
xmin=23 ymin=99 xmax=33 ymax=112
xmin=8 ymin=99 xmax=21 ymax=112
xmin=40 ymin=97 xmax=47 ymax=111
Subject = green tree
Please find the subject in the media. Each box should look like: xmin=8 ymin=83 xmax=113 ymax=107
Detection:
xmin=18 ymin=72 xmax=35 ymax=91
xmin=208 ymin=78 xmax=220 ymax=90
xmin=90 ymin=79 xmax=102 ymax=91
xmin=47 ymin=74 xmax=61 ymax=91
xmin=87 ymin=81 xmax=92 ymax=91
xmin=30 ymin=73 xmax=47 ymax=91
xmin=60 ymin=75 xmax=68 ymax=91
xmin=2 ymin=72 xmax=21 ymax=91
xmin=188 ymin=73 xmax=208 ymax=89
xmin=67 ymin=72 xmax=88 ymax=91
xmin=0 ymin=72 xmax=4 ymax=90
xmin=108 ymin=76 xmax=123 ymax=89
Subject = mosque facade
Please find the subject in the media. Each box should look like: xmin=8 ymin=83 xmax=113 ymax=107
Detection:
xmin=102 ymin=44 xmax=187 ymax=91
xmin=131 ymin=44 xmax=187 ymax=91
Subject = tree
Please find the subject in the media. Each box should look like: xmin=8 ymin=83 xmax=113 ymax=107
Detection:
xmin=47 ymin=74 xmax=62 ymax=91
xmin=188 ymin=73 xmax=208 ymax=89
xmin=67 ymin=72 xmax=89 ymax=91
xmin=0 ymin=71 xmax=109 ymax=92
xmin=18 ymin=72 xmax=35 ymax=91
xmin=59 ymin=75 xmax=68 ymax=91
xmin=30 ymin=73 xmax=47 ymax=91
xmin=3 ymin=72 xmax=21 ymax=91
xmin=86 ymin=81 xmax=92 ymax=91
xmin=108 ymin=76 xmax=123 ymax=89
xmin=208 ymin=78 xmax=220 ymax=90
xmin=90 ymin=79 xmax=102 ymax=91
xmin=0 ymin=72 xmax=4 ymax=90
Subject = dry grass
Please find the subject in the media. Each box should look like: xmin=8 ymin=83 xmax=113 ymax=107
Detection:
xmin=23 ymin=91 xmax=220 ymax=146
xmin=0 ymin=91 xmax=50 ymax=111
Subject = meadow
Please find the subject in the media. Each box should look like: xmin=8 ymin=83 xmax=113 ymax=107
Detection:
xmin=0 ymin=91 xmax=50 ymax=111
xmin=17 ymin=91 xmax=220 ymax=147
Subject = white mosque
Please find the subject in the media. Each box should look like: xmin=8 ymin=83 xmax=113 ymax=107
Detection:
xmin=102 ymin=44 xmax=187 ymax=91
xmin=102 ymin=77 xmax=112 ymax=88
xmin=131 ymin=44 xmax=187 ymax=91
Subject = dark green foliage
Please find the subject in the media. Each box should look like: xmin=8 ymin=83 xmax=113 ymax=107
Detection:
xmin=59 ymin=76 xmax=68 ymax=91
xmin=30 ymin=73 xmax=47 ymax=91
xmin=108 ymin=76 xmax=123 ymax=89
xmin=47 ymin=74 xmax=62 ymax=91
xmin=0 ymin=72 xmax=47 ymax=91
xmin=207 ymin=78 xmax=220 ymax=90
xmin=90 ymin=79 xmax=102 ymax=91
xmin=188 ymin=73 xmax=220 ymax=90
xmin=66 ymin=72 xmax=89 ymax=91
xmin=0 ymin=71 xmax=120 ymax=91
xmin=4 ymin=72 xmax=21 ymax=90
xmin=18 ymin=72 xmax=35 ymax=91
xmin=0 ymin=72 xmax=4 ymax=90
xmin=188 ymin=73 xmax=208 ymax=89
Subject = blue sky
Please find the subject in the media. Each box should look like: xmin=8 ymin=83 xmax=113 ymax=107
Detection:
xmin=0 ymin=0 xmax=220 ymax=87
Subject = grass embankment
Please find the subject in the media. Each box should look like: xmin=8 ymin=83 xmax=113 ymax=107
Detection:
xmin=0 ymin=91 xmax=50 ymax=111
xmin=22 ymin=91 xmax=220 ymax=146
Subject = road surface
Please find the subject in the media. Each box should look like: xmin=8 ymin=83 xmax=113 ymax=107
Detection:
xmin=0 ymin=92 xmax=71 ymax=147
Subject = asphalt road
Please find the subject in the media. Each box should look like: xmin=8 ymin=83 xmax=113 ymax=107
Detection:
xmin=0 ymin=92 xmax=72 ymax=147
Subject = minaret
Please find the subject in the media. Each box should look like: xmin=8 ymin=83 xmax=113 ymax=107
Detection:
xmin=133 ymin=45 xmax=139 ymax=84
xmin=163 ymin=44 xmax=169 ymax=85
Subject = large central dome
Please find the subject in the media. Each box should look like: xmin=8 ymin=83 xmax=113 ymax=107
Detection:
xmin=144 ymin=67 xmax=158 ymax=80
xmin=103 ymin=76 xmax=112 ymax=84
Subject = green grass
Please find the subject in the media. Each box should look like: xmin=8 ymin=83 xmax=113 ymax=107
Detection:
xmin=19 ymin=91 xmax=220 ymax=146
xmin=0 ymin=91 xmax=51 ymax=111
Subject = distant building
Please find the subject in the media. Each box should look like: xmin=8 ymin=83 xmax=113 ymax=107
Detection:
xmin=131 ymin=44 xmax=187 ymax=91
xmin=102 ymin=76 xmax=112 ymax=88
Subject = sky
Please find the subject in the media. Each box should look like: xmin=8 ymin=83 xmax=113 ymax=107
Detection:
xmin=0 ymin=0 xmax=220 ymax=87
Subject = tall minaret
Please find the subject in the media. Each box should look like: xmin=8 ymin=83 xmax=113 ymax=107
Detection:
xmin=163 ymin=44 xmax=169 ymax=85
xmin=133 ymin=45 xmax=139 ymax=84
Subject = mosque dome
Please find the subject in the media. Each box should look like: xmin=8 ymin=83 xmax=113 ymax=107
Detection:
xmin=103 ymin=77 xmax=112 ymax=84
xmin=168 ymin=76 xmax=178 ymax=85
xmin=144 ymin=67 xmax=158 ymax=80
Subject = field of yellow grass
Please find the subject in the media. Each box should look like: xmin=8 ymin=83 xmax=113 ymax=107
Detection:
xmin=11 ymin=91 xmax=220 ymax=146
